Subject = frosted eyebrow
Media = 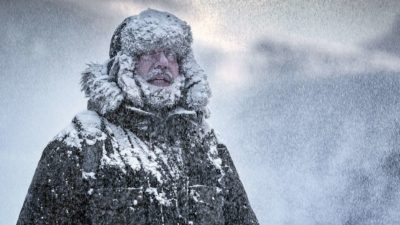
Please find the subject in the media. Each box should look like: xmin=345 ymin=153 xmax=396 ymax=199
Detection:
xmin=140 ymin=49 xmax=178 ymax=62
xmin=165 ymin=49 xmax=177 ymax=58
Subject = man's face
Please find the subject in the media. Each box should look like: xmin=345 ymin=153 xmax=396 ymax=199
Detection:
xmin=136 ymin=48 xmax=180 ymax=87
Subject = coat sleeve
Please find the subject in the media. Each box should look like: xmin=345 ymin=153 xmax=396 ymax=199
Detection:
xmin=17 ymin=140 xmax=89 ymax=225
xmin=217 ymin=143 xmax=259 ymax=225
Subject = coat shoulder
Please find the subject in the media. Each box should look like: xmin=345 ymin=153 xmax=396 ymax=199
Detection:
xmin=52 ymin=110 xmax=106 ymax=149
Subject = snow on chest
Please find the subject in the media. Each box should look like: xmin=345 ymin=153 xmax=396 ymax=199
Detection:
xmin=100 ymin=122 xmax=183 ymax=184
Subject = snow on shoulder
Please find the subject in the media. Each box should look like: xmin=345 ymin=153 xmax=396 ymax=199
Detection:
xmin=54 ymin=110 xmax=106 ymax=148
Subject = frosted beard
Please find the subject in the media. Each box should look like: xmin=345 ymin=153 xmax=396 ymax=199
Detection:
xmin=134 ymin=68 xmax=185 ymax=111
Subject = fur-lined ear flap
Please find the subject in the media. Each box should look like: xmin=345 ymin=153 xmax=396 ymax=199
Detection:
xmin=115 ymin=54 xmax=144 ymax=108
xmin=180 ymin=51 xmax=212 ymax=111
xmin=107 ymin=57 xmax=119 ymax=80
xmin=81 ymin=61 xmax=125 ymax=115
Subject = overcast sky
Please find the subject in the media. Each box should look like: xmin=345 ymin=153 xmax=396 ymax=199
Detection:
xmin=1 ymin=1 xmax=400 ymax=224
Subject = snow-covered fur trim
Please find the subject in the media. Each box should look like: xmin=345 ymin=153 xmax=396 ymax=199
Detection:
xmin=110 ymin=9 xmax=192 ymax=59
xmin=81 ymin=62 xmax=124 ymax=115
xmin=81 ymin=53 xmax=211 ymax=116
xmin=181 ymin=52 xmax=211 ymax=110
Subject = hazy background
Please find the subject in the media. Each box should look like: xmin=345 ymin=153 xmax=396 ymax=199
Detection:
xmin=2 ymin=0 xmax=400 ymax=224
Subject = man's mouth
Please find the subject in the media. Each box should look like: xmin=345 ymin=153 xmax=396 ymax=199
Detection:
xmin=148 ymin=74 xmax=172 ymax=87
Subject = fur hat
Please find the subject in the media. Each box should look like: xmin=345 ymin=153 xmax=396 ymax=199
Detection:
xmin=81 ymin=9 xmax=211 ymax=116
xmin=109 ymin=9 xmax=193 ymax=59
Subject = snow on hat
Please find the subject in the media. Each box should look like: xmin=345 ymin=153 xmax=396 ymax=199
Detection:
xmin=109 ymin=9 xmax=193 ymax=59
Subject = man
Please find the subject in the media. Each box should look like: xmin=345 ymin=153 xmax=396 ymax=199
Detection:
xmin=18 ymin=9 xmax=259 ymax=225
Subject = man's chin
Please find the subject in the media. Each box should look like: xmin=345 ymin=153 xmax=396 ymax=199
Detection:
xmin=135 ymin=76 xmax=184 ymax=111
xmin=143 ymin=91 xmax=181 ymax=111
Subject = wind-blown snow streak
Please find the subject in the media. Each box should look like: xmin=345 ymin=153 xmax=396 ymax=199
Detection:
xmin=215 ymin=34 xmax=400 ymax=225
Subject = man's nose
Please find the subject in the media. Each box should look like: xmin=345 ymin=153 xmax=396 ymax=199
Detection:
xmin=155 ymin=52 xmax=169 ymax=68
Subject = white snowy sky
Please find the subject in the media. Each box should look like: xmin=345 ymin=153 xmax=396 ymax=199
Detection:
xmin=1 ymin=0 xmax=400 ymax=224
